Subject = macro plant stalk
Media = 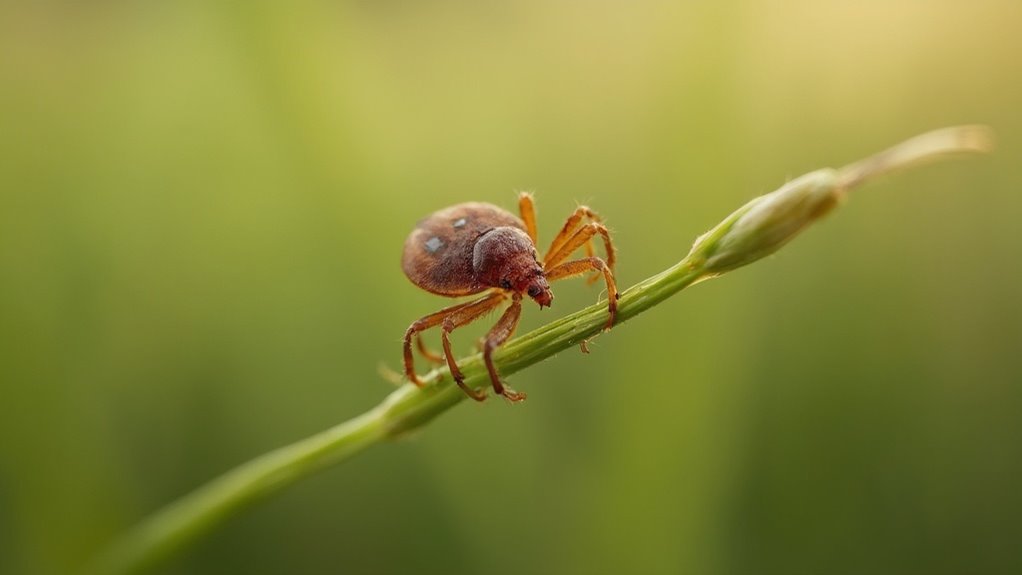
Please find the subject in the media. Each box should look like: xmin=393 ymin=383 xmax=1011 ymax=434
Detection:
xmin=88 ymin=126 xmax=994 ymax=575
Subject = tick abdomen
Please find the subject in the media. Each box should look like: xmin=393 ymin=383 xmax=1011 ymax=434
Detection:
xmin=402 ymin=202 xmax=527 ymax=296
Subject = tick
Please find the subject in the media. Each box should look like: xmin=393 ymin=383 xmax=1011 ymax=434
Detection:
xmin=402 ymin=192 xmax=618 ymax=402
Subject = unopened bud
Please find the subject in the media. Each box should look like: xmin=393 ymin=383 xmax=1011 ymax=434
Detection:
xmin=687 ymin=125 xmax=993 ymax=277
xmin=693 ymin=169 xmax=841 ymax=274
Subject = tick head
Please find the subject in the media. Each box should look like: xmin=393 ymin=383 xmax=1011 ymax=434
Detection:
xmin=525 ymin=273 xmax=553 ymax=309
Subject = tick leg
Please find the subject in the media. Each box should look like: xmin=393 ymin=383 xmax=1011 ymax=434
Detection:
xmin=518 ymin=192 xmax=538 ymax=244
xmin=546 ymin=257 xmax=619 ymax=330
xmin=582 ymin=236 xmax=599 ymax=285
xmin=542 ymin=205 xmax=605 ymax=265
xmin=545 ymin=222 xmax=616 ymax=278
xmin=440 ymin=295 xmax=507 ymax=401
xmin=403 ymin=293 xmax=504 ymax=387
xmin=415 ymin=335 xmax=444 ymax=364
xmin=483 ymin=294 xmax=526 ymax=402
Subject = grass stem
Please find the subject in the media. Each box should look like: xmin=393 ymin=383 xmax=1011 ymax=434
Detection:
xmin=87 ymin=126 xmax=993 ymax=575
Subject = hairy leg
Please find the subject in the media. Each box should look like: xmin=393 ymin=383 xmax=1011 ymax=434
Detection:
xmin=483 ymin=294 xmax=526 ymax=402
xmin=581 ymin=231 xmax=603 ymax=284
xmin=546 ymin=257 xmax=619 ymax=329
xmin=403 ymin=292 xmax=504 ymax=386
xmin=415 ymin=335 xmax=444 ymax=364
xmin=518 ymin=192 xmax=538 ymax=244
xmin=441 ymin=294 xmax=508 ymax=401
xmin=545 ymin=222 xmax=616 ymax=274
xmin=543 ymin=205 xmax=605 ymax=264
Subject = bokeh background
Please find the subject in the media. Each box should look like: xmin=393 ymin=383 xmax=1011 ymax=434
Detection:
xmin=2 ymin=2 xmax=1021 ymax=574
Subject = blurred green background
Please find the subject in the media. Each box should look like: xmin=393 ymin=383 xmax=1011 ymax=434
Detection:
xmin=2 ymin=2 xmax=1021 ymax=574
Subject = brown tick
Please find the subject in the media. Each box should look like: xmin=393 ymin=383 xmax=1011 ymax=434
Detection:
xmin=402 ymin=192 xmax=618 ymax=402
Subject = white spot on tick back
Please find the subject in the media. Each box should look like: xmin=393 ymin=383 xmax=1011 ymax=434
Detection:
xmin=425 ymin=236 xmax=444 ymax=253
xmin=453 ymin=218 xmax=467 ymax=228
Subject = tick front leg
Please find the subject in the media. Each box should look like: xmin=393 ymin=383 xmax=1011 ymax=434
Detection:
xmin=546 ymin=257 xmax=619 ymax=330
xmin=543 ymin=205 xmax=605 ymax=265
xmin=545 ymin=222 xmax=616 ymax=273
xmin=483 ymin=294 xmax=526 ymax=402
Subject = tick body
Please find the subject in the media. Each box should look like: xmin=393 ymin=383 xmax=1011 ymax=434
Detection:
xmin=402 ymin=193 xmax=618 ymax=403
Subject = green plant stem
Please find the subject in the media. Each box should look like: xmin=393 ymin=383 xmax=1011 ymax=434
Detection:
xmin=88 ymin=126 xmax=993 ymax=575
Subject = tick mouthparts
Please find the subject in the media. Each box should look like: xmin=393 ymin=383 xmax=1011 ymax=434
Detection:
xmin=534 ymin=291 xmax=553 ymax=309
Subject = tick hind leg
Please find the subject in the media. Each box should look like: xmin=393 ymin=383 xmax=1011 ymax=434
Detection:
xmin=546 ymin=257 xmax=619 ymax=330
xmin=415 ymin=336 xmax=444 ymax=364
xmin=518 ymin=192 xmax=538 ymax=244
xmin=483 ymin=294 xmax=527 ymax=402
xmin=440 ymin=293 xmax=507 ymax=401
xmin=403 ymin=293 xmax=505 ymax=388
